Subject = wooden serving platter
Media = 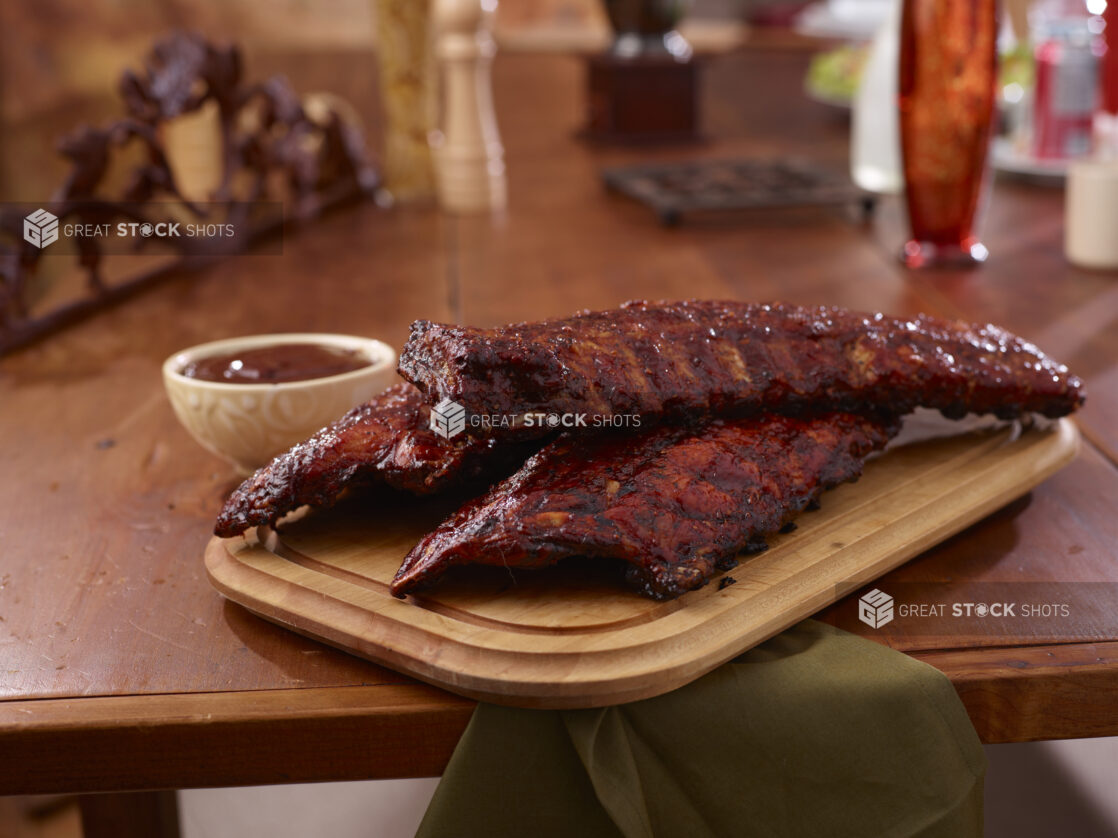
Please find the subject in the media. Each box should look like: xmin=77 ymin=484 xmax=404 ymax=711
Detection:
xmin=205 ymin=417 xmax=1079 ymax=708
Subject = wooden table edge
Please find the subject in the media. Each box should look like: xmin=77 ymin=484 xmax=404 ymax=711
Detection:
xmin=0 ymin=683 xmax=474 ymax=795
xmin=2 ymin=639 xmax=1118 ymax=794
xmin=911 ymin=640 xmax=1118 ymax=744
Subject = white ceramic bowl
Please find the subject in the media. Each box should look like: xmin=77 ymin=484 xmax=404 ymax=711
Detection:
xmin=163 ymin=333 xmax=397 ymax=474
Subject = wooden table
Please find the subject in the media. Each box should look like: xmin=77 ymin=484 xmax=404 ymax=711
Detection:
xmin=2 ymin=43 xmax=1117 ymax=832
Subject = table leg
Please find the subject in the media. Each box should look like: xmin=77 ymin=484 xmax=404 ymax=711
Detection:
xmin=78 ymin=790 xmax=180 ymax=838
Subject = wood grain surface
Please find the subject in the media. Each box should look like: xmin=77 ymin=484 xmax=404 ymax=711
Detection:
xmin=1 ymin=43 xmax=1116 ymax=795
xmin=205 ymin=420 xmax=1081 ymax=708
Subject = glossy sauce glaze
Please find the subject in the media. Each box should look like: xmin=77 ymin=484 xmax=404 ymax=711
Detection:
xmin=213 ymin=383 xmax=534 ymax=537
xmin=182 ymin=343 xmax=370 ymax=384
xmin=390 ymin=411 xmax=900 ymax=600
xmin=399 ymin=300 xmax=1085 ymax=438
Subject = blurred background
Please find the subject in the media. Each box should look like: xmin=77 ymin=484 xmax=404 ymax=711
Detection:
xmin=1 ymin=1 xmax=1116 ymax=837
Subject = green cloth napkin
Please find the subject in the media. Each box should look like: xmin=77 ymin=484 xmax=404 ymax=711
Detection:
xmin=418 ymin=620 xmax=985 ymax=838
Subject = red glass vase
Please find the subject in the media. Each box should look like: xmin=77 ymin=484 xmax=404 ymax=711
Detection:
xmin=898 ymin=0 xmax=999 ymax=268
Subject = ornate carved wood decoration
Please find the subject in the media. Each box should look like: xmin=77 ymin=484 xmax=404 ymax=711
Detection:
xmin=0 ymin=31 xmax=380 ymax=356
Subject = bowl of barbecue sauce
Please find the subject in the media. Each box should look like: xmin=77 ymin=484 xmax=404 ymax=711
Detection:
xmin=163 ymin=334 xmax=396 ymax=474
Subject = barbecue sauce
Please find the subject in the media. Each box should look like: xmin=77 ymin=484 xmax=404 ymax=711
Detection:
xmin=182 ymin=343 xmax=370 ymax=384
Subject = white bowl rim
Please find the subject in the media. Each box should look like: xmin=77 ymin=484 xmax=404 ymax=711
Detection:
xmin=162 ymin=333 xmax=398 ymax=392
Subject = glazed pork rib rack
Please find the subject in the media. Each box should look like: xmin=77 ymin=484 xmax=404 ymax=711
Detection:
xmin=390 ymin=412 xmax=900 ymax=600
xmin=214 ymin=383 xmax=528 ymax=537
xmin=398 ymin=300 xmax=1084 ymax=433
xmin=216 ymin=300 xmax=1084 ymax=600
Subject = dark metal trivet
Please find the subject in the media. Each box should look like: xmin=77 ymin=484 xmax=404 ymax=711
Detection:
xmin=602 ymin=158 xmax=876 ymax=226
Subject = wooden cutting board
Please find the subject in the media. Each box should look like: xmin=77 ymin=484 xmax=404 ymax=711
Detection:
xmin=205 ymin=416 xmax=1079 ymax=708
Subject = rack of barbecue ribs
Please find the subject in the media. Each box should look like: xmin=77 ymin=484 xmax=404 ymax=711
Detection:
xmin=213 ymin=383 xmax=529 ymax=537
xmin=215 ymin=301 xmax=1085 ymax=599
xmin=398 ymin=300 xmax=1084 ymax=433
xmin=390 ymin=412 xmax=900 ymax=600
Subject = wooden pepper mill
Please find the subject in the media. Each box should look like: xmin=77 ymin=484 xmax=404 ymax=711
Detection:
xmin=431 ymin=0 xmax=507 ymax=213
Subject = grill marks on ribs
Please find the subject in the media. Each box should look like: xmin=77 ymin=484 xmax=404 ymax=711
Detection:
xmin=398 ymin=300 xmax=1084 ymax=434
xmin=214 ymin=383 xmax=522 ymax=537
xmin=216 ymin=301 xmax=1085 ymax=601
xmin=390 ymin=412 xmax=900 ymax=600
